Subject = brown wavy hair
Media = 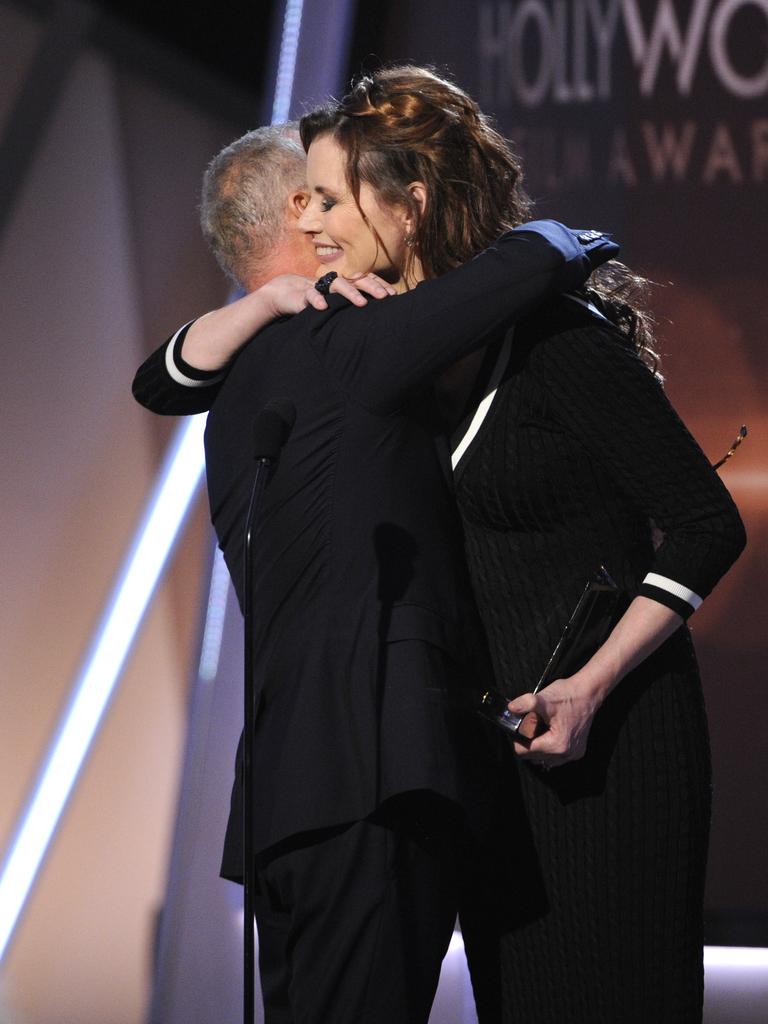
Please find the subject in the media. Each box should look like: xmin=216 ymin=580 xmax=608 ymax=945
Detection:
xmin=300 ymin=65 xmax=658 ymax=372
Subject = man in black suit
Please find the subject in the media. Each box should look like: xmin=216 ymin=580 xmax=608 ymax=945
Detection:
xmin=134 ymin=126 xmax=618 ymax=1023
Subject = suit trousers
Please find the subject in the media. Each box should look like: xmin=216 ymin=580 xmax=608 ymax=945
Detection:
xmin=252 ymin=794 xmax=464 ymax=1024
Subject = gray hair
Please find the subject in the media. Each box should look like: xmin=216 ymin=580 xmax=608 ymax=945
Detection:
xmin=199 ymin=124 xmax=306 ymax=287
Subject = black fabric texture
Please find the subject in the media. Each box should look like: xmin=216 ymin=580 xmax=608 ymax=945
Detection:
xmin=453 ymin=297 xmax=745 ymax=1023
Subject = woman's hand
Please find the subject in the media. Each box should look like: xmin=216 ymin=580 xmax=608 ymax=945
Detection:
xmin=262 ymin=271 xmax=396 ymax=317
xmin=507 ymin=596 xmax=685 ymax=769
xmin=322 ymin=271 xmax=398 ymax=307
xmin=507 ymin=676 xmax=604 ymax=768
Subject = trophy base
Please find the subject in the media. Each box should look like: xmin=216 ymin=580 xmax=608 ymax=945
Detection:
xmin=478 ymin=692 xmax=526 ymax=734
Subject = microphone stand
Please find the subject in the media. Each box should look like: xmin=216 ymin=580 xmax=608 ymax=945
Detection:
xmin=243 ymin=455 xmax=270 ymax=1024
xmin=242 ymin=400 xmax=295 ymax=1024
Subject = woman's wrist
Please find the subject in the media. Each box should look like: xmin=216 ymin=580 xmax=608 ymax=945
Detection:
xmin=256 ymin=277 xmax=287 ymax=321
xmin=180 ymin=289 xmax=275 ymax=371
xmin=567 ymin=657 xmax=621 ymax=707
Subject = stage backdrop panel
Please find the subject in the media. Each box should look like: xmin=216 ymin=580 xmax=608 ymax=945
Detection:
xmin=0 ymin=0 xmax=249 ymax=1019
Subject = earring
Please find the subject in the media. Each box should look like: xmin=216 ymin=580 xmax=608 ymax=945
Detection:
xmin=404 ymin=232 xmax=415 ymax=248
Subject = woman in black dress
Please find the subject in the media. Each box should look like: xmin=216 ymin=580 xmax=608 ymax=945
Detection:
xmin=449 ymin=290 xmax=745 ymax=1023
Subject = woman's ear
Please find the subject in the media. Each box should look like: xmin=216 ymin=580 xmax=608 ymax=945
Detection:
xmin=407 ymin=181 xmax=428 ymax=225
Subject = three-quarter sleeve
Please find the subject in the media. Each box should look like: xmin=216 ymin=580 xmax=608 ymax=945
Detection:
xmin=132 ymin=320 xmax=225 ymax=415
xmin=527 ymin=321 xmax=746 ymax=618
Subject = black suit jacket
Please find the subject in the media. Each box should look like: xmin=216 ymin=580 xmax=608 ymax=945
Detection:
xmin=133 ymin=224 xmax=618 ymax=877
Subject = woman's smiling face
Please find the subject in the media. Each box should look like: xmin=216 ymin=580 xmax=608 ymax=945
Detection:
xmin=297 ymin=133 xmax=416 ymax=291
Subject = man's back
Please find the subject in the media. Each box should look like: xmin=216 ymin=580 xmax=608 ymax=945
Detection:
xmin=205 ymin=296 xmax=490 ymax=869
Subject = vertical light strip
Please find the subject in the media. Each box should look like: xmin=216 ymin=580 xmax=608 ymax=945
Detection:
xmin=271 ymin=0 xmax=305 ymax=123
xmin=200 ymin=0 xmax=303 ymax=689
xmin=198 ymin=547 xmax=231 ymax=682
xmin=0 ymin=0 xmax=305 ymax=966
xmin=0 ymin=415 xmax=206 ymax=961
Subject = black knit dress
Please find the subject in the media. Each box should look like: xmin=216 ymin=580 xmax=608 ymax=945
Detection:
xmin=452 ymin=297 xmax=745 ymax=1024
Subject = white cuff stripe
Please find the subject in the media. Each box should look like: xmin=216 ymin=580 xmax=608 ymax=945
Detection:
xmin=643 ymin=573 xmax=703 ymax=610
xmin=165 ymin=322 xmax=225 ymax=389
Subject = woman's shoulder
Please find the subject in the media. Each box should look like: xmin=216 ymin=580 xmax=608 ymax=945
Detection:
xmin=515 ymin=293 xmax=617 ymax=344
xmin=511 ymin=294 xmax=651 ymax=381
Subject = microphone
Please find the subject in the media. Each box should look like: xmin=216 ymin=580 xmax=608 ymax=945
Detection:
xmin=252 ymin=398 xmax=296 ymax=461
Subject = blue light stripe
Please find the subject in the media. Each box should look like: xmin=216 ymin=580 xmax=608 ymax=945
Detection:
xmin=271 ymin=0 xmax=305 ymax=123
xmin=0 ymin=415 xmax=206 ymax=960
xmin=198 ymin=547 xmax=230 ymax=682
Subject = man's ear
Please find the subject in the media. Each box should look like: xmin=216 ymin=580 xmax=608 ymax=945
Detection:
xmin=288 ymin=189 xmax=309 ymax=220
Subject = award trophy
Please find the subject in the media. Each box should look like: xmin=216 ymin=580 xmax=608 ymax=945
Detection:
xmin=479 ymin=566 xmax=622 ymax=735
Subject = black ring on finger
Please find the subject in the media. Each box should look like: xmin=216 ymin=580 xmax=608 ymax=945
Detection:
xmin=314 ymin=271 xmax=338 ymax=297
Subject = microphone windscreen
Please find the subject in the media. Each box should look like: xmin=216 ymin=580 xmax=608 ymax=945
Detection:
xmin=252 ymin=398 xmax=296 ymax=460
